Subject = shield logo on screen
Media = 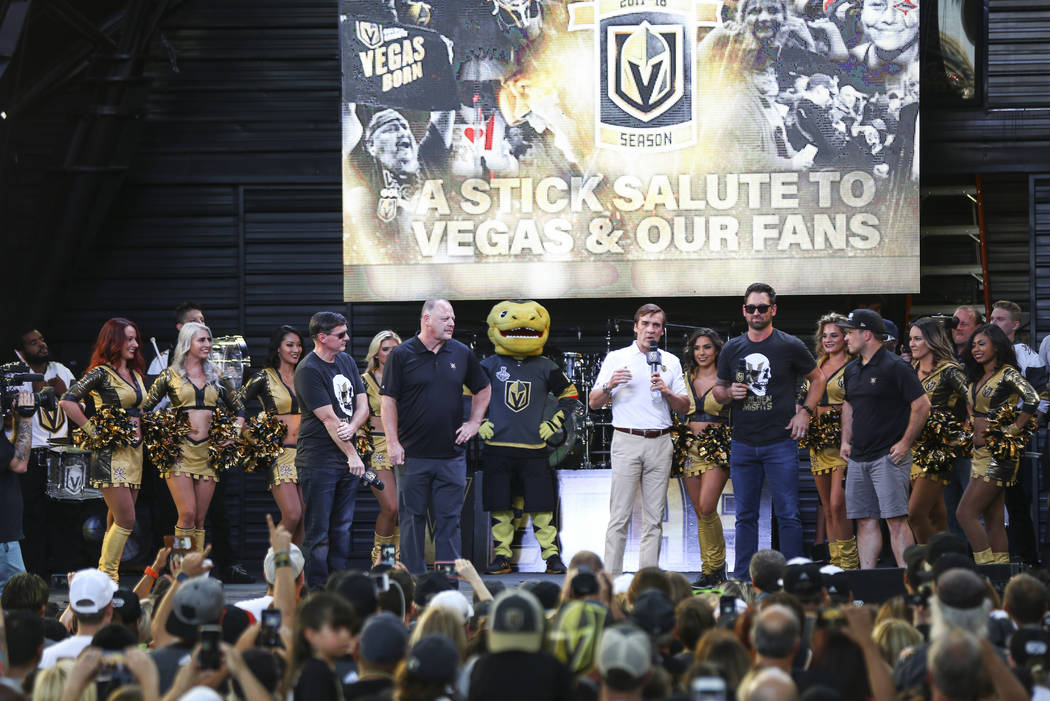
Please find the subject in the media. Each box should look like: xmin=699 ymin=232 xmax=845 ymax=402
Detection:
xmin=597 ymin=2 xmax=695 ymax=151
xmin=356 ymin=21 xmax=383 ymax=49
xmin=505 ymin=380 xmax=531 ymax=413
xmin=609 ymin=22 xmax=682 ymax=122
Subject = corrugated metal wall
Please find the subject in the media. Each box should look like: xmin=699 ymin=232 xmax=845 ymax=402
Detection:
xmin=987 ymin=0 xmax=1050 ymax=107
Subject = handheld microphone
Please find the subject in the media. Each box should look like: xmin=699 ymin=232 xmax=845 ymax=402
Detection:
xmin=647 ymin=341 xmax=661 ymax=398
xmin=361 ymin=469 xmax=385 ymax=491
xmin=735 ymin=359 xmax=750 ymax=396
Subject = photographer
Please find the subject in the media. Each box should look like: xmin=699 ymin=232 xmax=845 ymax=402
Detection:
xmin=1 ymin=390 xmax=34 ymax=594
xmin=8 ymin=330 xmax=75 ymax=578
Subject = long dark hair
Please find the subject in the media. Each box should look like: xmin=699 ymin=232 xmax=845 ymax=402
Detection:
xmin=682 ymin=328 xmax=724 ymax=377
xmin=962 ymin=323 xmax=1018 ymax=381
xmin=285 ymin=592 xmax=358 ymax=691
xmin=265 ymin=325 xmax=304 ymax=370
xmin=910 ymin=317 xmax=956 ymax=367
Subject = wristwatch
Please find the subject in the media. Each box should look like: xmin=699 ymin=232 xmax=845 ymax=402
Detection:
xmin=800 ymin=404 xmax=814 ymax=415
xmin=601 ymin=383 xmax=611 ymax=394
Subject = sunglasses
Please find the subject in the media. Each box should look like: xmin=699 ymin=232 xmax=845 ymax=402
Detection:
xmin=744 ymin=304 xmax=772 ymax=314
xmin=325 ymin=330 xmax=349 ymax=339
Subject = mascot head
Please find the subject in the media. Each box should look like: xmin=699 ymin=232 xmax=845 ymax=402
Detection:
xmin=487 ymin=300 xmax=550 ymax=357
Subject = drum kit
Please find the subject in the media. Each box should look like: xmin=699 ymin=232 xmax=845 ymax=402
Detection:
xmin=45 ymin=444 xmax=101 ymax=501
xmin=209 ymin=335 xmax=251 ymax=388
xmin=558 ymin=350 xmax=612 ymax=469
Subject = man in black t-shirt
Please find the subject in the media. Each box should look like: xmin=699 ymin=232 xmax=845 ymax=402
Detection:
xmin=714 ymin=283 xmax=825 ymax=579
xmin=381 ymin=299 xmax=491 ymax=575
xmin=839 ymin=309 xmax=929 ymax=569
xmin=294 ymin=311 xmax=370 ymax=589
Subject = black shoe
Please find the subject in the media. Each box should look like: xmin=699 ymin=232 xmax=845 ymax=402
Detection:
xmin=691 ymin=567 xmax=727 ymax=589
xmin=223 ymin=564 xmax=255 ymax=584
xmin=485 ymin=555 xmax=514 ymax=575
xmin=545 ymin=554 xmax=567 ymax=574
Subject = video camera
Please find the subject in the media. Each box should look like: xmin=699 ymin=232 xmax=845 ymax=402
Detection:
xmin=0 ymin=362 xmax=57 ymax=417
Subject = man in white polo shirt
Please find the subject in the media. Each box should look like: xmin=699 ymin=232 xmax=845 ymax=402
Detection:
xmin=589 ymin=304 xmax=690 ymax=575
xmin=39 ymin=569 xmax=116 ymax=667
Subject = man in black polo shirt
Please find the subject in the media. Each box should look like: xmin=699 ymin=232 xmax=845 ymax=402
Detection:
xmin=294 ymin=311 xmax=370 ymax=589
xmin=381 ymin=299 xmax=491 ymax=575
xmin=839 ymin=309 xmax=930 ymax=569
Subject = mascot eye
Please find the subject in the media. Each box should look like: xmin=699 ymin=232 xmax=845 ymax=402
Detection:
xmin=499 ymin=311 xmax=508 ymax=318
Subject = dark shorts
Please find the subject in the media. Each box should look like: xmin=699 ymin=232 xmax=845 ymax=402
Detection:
xmin=481 ymin=451 xmax=556 ymax=512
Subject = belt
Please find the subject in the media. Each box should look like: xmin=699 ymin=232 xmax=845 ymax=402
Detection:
xmin=614 ymin=427 xmax=671 ymax=438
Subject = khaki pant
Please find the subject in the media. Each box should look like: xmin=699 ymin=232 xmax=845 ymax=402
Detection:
xmin=605 ymin=431 xmax=673 ymax=574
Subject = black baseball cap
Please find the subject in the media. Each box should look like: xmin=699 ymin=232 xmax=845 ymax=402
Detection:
xmin=837 ymin=309 xmax=887 ymax=337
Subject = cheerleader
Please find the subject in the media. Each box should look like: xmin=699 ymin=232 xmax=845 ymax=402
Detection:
xmin=906 ymin=318 xmax=970 ymax=543
xmin=958 ymin=324 xmax=1038 ymax=563
xmin=681 ymin=329 xmax=730 ymax=587
xmin=361 ymin=330 xmax=402 ymax=566
xmin=59 ymin=318 xmax=147 ymax=582
xmin=805 ymin=313 xmax=857 ymax=569
xmin=239 ymin=325 xmax=306 ymax=544
xmin=142 ymin=322 xmax=244 ymax=551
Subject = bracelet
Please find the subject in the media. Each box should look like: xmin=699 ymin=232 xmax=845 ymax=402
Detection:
xmin=176 ymin=572 xmax=189 ymax=583
xmin=800 ymin=405 xmax=814 ymax=416
xmin=144 ymin=566 xmax=159 ymax=580
xmin=273 ymin=552 xmax=293 ymax=569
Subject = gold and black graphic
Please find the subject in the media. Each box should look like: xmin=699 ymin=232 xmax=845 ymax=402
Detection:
xmin=504 ymin=379 xmax=532 ymax=413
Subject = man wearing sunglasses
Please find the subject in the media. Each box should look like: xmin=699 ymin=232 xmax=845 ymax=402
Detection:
xmin=714 ymin=283 xmax=825 ymax=580
xmin=294 ymin=311 xmax=370 ymax=588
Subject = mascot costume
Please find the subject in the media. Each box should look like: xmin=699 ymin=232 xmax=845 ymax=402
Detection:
xmin=480 ymin=300 xmax=579 ymax=574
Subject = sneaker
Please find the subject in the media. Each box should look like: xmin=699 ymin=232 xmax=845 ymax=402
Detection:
xmin=223 ymin=563 xmax=255 ymax=584
xmin=485 ymin=555 xmax=514 ymax=575
xmin=545 ymin=554 xmax=567 ymax=574
xmin=691 ymin=567 xmax=727 ymax=589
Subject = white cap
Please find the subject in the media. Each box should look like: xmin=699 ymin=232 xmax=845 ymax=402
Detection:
xmin=177 ymin=687 xmax=223 ymax=701
xmin=428 ymin=590 xmax=474 ymax=623
xmin=70 ymin=569 xmax=118 ymax=614
xmin=263 ymin=544 xmax=305 ymax=584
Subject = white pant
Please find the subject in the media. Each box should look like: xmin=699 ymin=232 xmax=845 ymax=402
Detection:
xmin=604 ymin=431 xmax=673 ymax=574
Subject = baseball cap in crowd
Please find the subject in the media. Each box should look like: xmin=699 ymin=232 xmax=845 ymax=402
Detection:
xmin=263 ymin=544 xmax=305 ymax=585
xmin=70 ymin=569 xmax=118 ymax=614
xmin=629 ymin=589 xmax=675 ymax=639
xmin=931 ymin=552 xmax=977 ymax=583
xmin=220 ymin=605 xmax=251 ymax=643
xmin=167 ymin=575 xmax=224 ymax=640
xmin=837 ymin=309 xmax=887 ymax=338
xmin=359 ymin=612 xmax=409 ymax=666
xmin=110 ymin=588 xmax=142 ymax=625
xmin=428 ymin=590 xmax=474 ymax=624
xmin=405 ymin=634 xmax=459 ymax=684
xmin=821 ymin=571 xmax=852 ymax=604
xmin=782 ymin=563 xmax=825 ymax=601
xmin=883 ymin=320 xmax=899 ymax=343
xmin=597 ymin=624 xmax=652 ymax=681
xmin=903 ymin=544 xmax=930 ymax=585
xmin=489 ymin=589 xmax=545 ymax=654
xmin=413 ymin=572 xmax=455 ymax=609
xmin=1010 ymin=627 xmax=1050 ymax=668
xmin=925 ymin=533 xmax=969 ymax=568
xmin=552 ymin=599 xmax=610 ymax=674
xmin=334 ymin=572 xmax=379 ymax=619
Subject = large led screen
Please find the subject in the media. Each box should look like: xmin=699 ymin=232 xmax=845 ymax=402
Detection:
xmin=341 ymin=0 xmax=920 ymax=301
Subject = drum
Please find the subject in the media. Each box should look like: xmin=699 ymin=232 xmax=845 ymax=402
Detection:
xmin=562 ymin=352 xmax=589 ymax=388
xmin=209 ymin=335 xmax=251 ymax=389
xmin=46 ymin=446 xmax=102 ymax=501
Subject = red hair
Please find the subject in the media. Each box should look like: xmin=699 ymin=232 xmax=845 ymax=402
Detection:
xmin=88 ymin=317 xmax=146 ymax=376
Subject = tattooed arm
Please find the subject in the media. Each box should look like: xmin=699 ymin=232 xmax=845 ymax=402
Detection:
xmin=8 ymin=390 xmax=33 ymax=473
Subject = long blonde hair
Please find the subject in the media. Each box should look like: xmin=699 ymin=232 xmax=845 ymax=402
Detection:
xmin=170 ymin=321 xmax=219 ymax=384
xmin=365 ymin=330 xmax=402 ymax=371
xmin=814 ymin=313 xmax=850 ymax=364
xmin=408 ymin=606 xmax=467 ymax=662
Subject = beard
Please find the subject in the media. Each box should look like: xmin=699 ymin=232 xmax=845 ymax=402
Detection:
xmin=23 ymin=349 xmax=48 ymax=365
xmin=747 ymin=316 xmax=772 ymax=331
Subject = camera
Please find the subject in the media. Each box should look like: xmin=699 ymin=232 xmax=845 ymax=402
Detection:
xmin=570 ymin=566 xmax=600 ymax=597
xmin=199 ymin=624 xmax=222 ymax=670
xmin=166 ymin=535 xmax=193 ymax=552
xmin=718 ymin=595 xmax=739 ymax=628
xmin=692 ymin=676 xmax=728 ymax=701
xmin=96 ymin=652 xmax=134 ymax=687
xmin=0 ymin=362 xmax=56 ymax=416
xmin=434 ymin=561 xmax=456 ymax=577
xmin=259 ymin=609 xmax=282 ymax=648
xmin=380 ymin=543 xmax=396 ymax=567
xmin=816 ymin=608 xmax=847 ymax=630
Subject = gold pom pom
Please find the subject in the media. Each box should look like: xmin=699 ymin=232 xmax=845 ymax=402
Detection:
xmin=694 ymin=423 xmax=731 ymax=471
xmin=799 ymin=408 xmax=841 ymax=450
xmin=355 ymin=421 xmax=375 ymax=466
xmin=208 ymin=407 xmax=243 ymax=473
xmin=913 ymin=409 xmax=971 ymax=474
xmin=73 ymin=406 xmax=136 ymax=451
xmin=670 ymin=420 xmax=695 ymax=477
xmin=142 ymin=409 xmax=190 ymax=472
xmin=243 ymin=412 xmax=287 ymax=473
xmin=984 ymin=405 xmax=1036 ymax=463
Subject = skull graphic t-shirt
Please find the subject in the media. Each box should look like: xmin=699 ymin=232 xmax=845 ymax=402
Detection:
xmin=717 ymin=329 xmax=816 ymax=445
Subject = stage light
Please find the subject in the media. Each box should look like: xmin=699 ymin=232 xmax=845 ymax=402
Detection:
xmin=0 ymin=112 xmax=6 ymax=120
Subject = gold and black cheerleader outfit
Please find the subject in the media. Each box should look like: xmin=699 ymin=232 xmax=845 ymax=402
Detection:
xmin=142 ymin=368 xmax=243 ymax=481
xmin=970 ymin=365 xmax=1039 ymax=487
xmin=807 ymin=362 xmax=847 ymax=476
xmin=61 ymin=365 xmax=146 ymax=489
xmin=910 ymin=360 xmax=970 ymax=485
xmin=363 ymin=371 xmax=390 ymax=471
xmin=239 ymin=367 xmax=299 ymax=488
xmin=682 ymin=375 xmax=730 ymax=478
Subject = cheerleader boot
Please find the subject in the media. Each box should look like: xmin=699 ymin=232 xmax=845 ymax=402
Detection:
xmin=992 ymin=552 xmax=1011 ymax=564
xmin=837 ymin=538 xmax=860 ymax=570
xmin=692 ymin=512 xmax=727 ymax=588
xmin=98 ymin=524 xmax=132 ymax=583
xmin=193 ymin=528 xmax=206 ymax=553
xmin=827 ymin=540 xmax=841 ymax=567
xmin=393 ymin=525 xmax=401 ymax=561
xmin=972 ymin=547 xmax=994 ymax=565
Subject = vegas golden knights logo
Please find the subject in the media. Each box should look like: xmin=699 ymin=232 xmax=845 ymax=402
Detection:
xmin=504 ymin=380 xmax=531 ymax=413
xmin=356 ymin=21 xmax=383 ymax=50
xmin=595 ymin=1 xmax=695 ymax=151
xmin=609 ymin=22 xmax=682 ymax=123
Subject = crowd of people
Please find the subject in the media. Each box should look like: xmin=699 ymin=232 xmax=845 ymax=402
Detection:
xmin=1 ymin=515 xmax=1050 ymax=700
